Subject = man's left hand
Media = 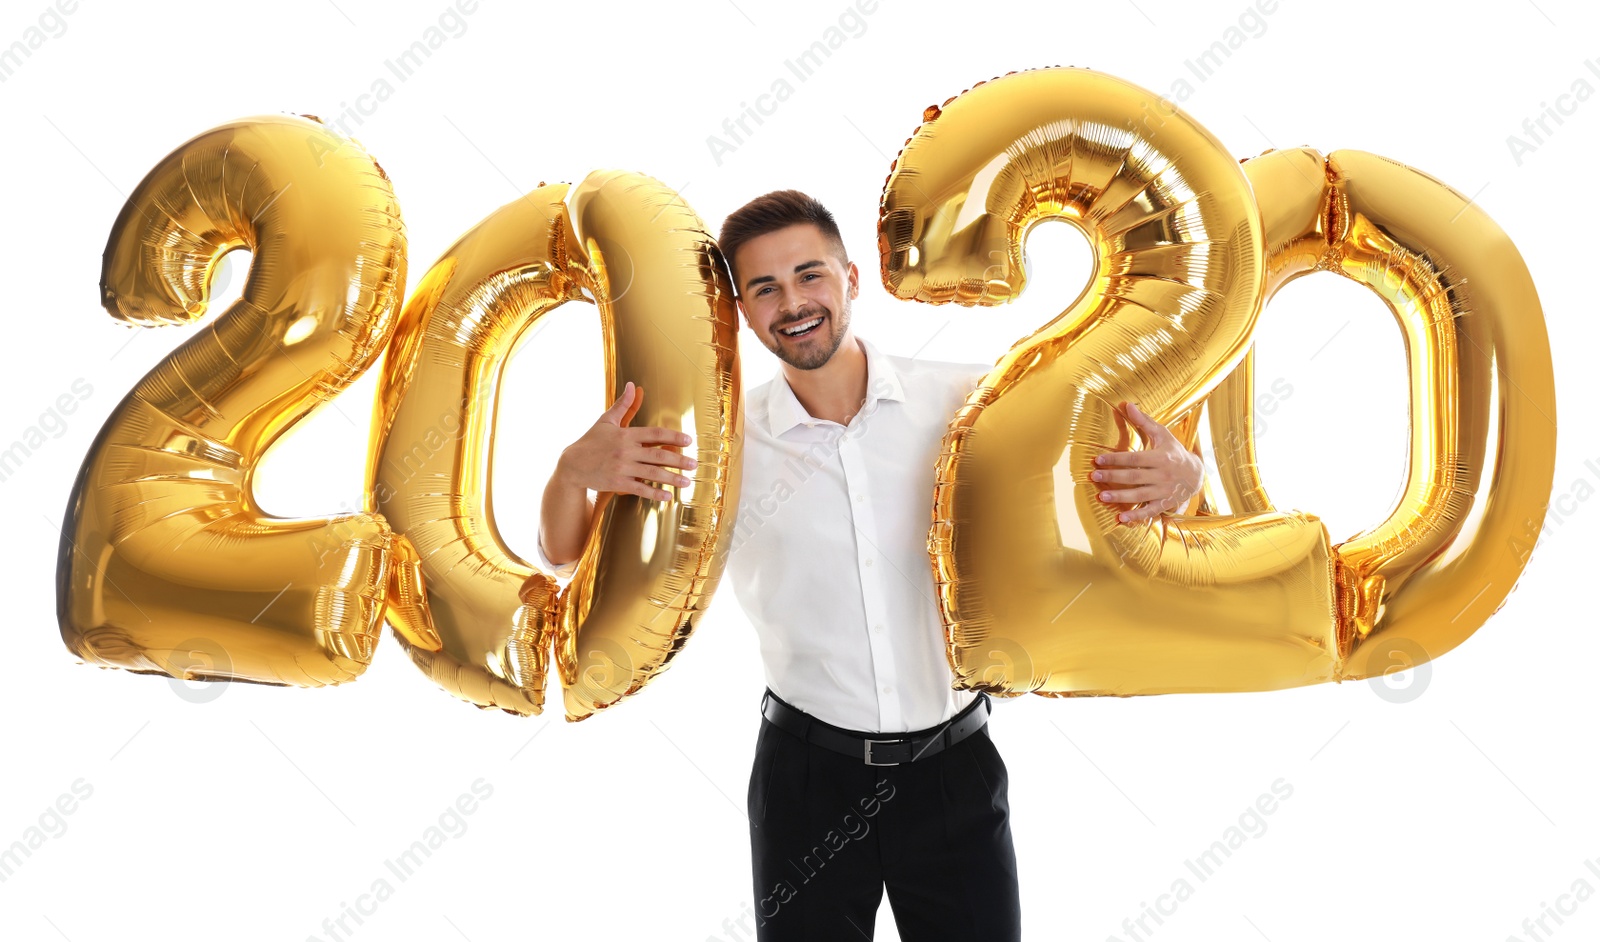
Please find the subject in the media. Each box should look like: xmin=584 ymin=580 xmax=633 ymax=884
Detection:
xmin=1091 ymin=400 xmax=1204 ymax=524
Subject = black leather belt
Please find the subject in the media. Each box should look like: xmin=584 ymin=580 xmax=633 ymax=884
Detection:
xmin=760 ymin=688 xmax=991 ymax=766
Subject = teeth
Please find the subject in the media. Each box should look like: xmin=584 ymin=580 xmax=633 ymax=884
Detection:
xmin=780 ymin=316 xmax=823 ymax=336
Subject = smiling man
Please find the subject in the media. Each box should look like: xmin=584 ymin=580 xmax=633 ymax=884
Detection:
xmin=536 ymin=190 xmax=1203 ymax=940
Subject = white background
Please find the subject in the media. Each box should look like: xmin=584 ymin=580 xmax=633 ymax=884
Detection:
xmin=1 ymin=0 xmax=1594 ymax=939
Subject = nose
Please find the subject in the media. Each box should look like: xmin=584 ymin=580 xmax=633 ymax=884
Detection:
xmin=776 ymin=284 xmax=802 ymax=317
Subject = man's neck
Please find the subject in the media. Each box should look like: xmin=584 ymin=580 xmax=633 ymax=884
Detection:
xmin=783 ymin=330 xmax=868 ymax=426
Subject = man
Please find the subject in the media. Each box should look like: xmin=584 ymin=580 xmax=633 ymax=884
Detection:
xmin=536 ymin=190 xmax=1203 ymax=940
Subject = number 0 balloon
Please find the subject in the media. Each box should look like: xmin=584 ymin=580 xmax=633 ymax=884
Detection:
xmin=370 ymin=172 xmax=742 ymax=720
xmin=1212 ymin=145 xmax=1557 ymax=683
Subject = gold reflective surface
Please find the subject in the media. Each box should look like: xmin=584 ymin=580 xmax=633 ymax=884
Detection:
xmin=60 ymin=72 xmax=1553 ymax=712
xmin=60 ymin=115 xmax=407 ymax=686
xmin=1210 ymin=147 xmax=1558 ymax=681
xmin=881 ymin=68 xmax=1339 ymax=696
xmin=371 ymin=173 xmax=742 ymax=719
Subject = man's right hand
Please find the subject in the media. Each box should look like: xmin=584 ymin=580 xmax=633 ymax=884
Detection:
xmin=555 ymin=381 xmax=697 ymax=500
xmin=539 ymin=382 xmax=696 ymax=569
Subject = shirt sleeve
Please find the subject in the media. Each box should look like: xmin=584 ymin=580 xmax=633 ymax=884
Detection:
xmin=532 ymin=531 xmax=579 ymax=580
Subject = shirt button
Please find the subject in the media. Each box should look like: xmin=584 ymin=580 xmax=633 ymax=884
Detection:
xmin=882 ymin=685 xmax=892 ymax=694
xmin=864 ymin=558 xmax=874 ymax=567
xmin=874 ymin=624 xmax=884 ymax=634
xmin=855 ymin=494 xmax=864 ymax=502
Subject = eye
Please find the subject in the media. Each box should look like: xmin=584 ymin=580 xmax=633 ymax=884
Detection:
xmin=803 ymin=273 xmax=819 ymax=281
xmin=756 ymin=285 xmax=773 ymax=296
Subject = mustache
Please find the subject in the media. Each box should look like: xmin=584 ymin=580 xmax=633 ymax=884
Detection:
xmin=773 ymin=308 xmax=828 ymax=330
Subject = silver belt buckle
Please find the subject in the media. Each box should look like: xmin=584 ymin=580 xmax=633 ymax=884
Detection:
xmin=863 ymin=738 xmax=901 ymax=766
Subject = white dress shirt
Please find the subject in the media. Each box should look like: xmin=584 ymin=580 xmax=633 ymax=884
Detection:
xmin=536 ymin=334 xmax=987 ymax=733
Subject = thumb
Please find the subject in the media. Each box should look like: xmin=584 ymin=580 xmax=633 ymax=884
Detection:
xmin=1124 ymin=401 xmax=1168 ymax=441
xmin=1109 ymin=400 xmax=1131 ymax=450
xmin=600 ymin=381 xmax=635 ymax=425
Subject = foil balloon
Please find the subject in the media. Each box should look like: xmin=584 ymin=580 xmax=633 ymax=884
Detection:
xmin=556 ymin=172 xmax=743 ymax=721
xmin=57 ymin=115 xmax=407 ymax=686
xmin=879 ymin=67 xmax=1340 ymax=697
xmin=370 ymin=171 xmax=741 ymax=720
xmin=1207 ymin=147 xmax=1556 ymax=680
xmin=367 ymin=184 xmax=580 ymax=717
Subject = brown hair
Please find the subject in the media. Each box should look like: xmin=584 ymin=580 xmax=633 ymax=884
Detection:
xmin=717 ymin=189 xmax=847 ymax=295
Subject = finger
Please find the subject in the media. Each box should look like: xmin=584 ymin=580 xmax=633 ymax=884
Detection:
xmin=1088 ymin=467 xmax=1160 ymax=485
xmin=627 ymin=425 xmax=694 ymax=447
xmin=1123 ymin=401 xmax=1173 ymax=443
xmin=1093 ymin=449 xmax=1156 ymax=468
xmin=627 ymin=463 xmax=693 ymax=489
xmin=617 ymin=478 xmax=673 ymax=502
xmin=1110 ymin=401 xmax=1131 ymax=450
xmin=619 ymin=383 xmax=644 ymax=427
xmin=600 ymin=381 xmax=636 ymax=425
xmin=1097 ymin=484 xmax=1183 ymax=505
xmin=636 ymin=447 xmax=698 ymax=472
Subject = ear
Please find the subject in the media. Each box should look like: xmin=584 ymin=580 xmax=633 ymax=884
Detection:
xmin=846 ymin=260 xmax=860 ymax=299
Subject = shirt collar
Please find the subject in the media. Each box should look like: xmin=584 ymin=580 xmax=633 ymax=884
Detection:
xmin=765 ymin=335 xmax=907 ymax=437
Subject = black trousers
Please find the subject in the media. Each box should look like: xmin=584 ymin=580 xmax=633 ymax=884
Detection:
xmin=746 ymin=692 xmax=1022 ymax=940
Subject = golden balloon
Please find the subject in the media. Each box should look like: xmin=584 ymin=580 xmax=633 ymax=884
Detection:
xmin=880 ymin=67 xmax=1555 ymax=697
xmin=370 ymin=172 xmax=742 ymax=720
xmin=58 ymin=115 xmax=407 ymax=687
xmin=1209 ymin=146 xmax=1557 ymax=681
xmin=368 ymin=184 xmax=582 ymax=717
xmin=880 ymin=67 xmax=1340 ymax=697
xmin=57 ymin=71 xmax=1552 ymax=714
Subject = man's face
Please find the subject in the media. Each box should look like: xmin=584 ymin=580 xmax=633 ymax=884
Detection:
xmin=731 ymin=223 xmax=858 ymax=370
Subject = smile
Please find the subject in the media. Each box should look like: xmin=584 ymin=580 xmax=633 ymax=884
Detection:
xmin=778 ymin=315 xmax=825 ymax=338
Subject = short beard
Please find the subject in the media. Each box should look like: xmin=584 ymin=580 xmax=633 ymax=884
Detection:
xmin=769 ymin=301 xmax=849 ymax=370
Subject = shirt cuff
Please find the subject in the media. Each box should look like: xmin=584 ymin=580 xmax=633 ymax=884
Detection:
xmin=532 ymin=532 xmax=579 ymax=580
